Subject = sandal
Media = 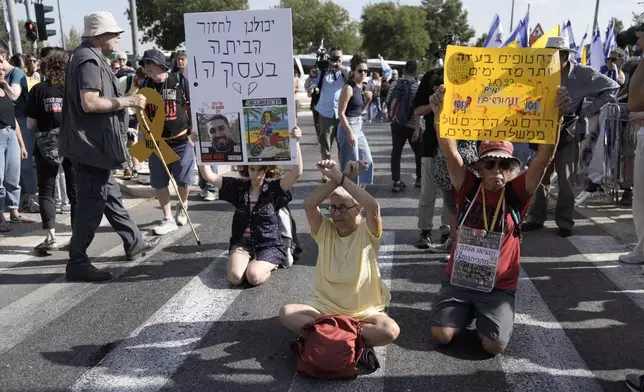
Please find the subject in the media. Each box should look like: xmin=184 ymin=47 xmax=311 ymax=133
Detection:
xmin=9 ymin=214 xmax=36 ymax=223
xmin=0 ymin=220 xmax=11 ymax=232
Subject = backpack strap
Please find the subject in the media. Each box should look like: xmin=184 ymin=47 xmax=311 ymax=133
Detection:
xmin=456 ymin=177 xmax=481 ymax=228
xmin=504 ymin=182 xmax=523 ymax=238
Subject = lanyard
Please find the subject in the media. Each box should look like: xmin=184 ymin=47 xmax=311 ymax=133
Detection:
xmin=482 ymin=187 xmax=505 ymax=232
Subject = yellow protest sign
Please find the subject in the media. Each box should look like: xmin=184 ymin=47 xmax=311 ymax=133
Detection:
xmin=440 ymin=46 xmax=562 ymax=144
xmin=129 ymin=87 xmax=180 ymax=164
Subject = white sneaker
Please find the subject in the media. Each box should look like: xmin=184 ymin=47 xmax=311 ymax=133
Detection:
xmin=428 ymin=238 xmax=453 ymax=254
xmin=175 ymin=206 xmax=188 ymax=226
xmin=153 ymin=217 xmax=178 ymax=235
xmin=201 ymin=190 xmax=216 ymax=201
xmin=619 ymin=252 xmax=644 ymax=264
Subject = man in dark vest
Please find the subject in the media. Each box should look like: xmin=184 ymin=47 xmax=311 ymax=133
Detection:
xmin=60 ymin=11 xmax=160 ymax=282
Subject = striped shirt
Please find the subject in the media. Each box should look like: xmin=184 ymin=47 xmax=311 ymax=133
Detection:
xmin=243 ymin=193 xmax=258 ymax=238
xmin=386 ymin=75 xmax=420 ymax=129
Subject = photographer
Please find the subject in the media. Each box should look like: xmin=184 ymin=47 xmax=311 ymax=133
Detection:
xmin=305 ymin=68 xmax=320 ymax=136
xmin=311 ymin=47 xmax=350 ymax=182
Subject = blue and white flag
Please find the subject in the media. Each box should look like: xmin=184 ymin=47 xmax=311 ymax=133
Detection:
xmin=483 ymin=13 xmax=505 ymax=48
xmin=576 ymin=28 xmax=588 ymax=63
xmin=520 ymin=10 xmax=530 ymax=48
xmin=589 ymin=29 xmax=605 ymax=70
xmin=604 ymin=21 xmax=617 ymax=58
xmin=563 ymin=20 xmax=576 ymax=50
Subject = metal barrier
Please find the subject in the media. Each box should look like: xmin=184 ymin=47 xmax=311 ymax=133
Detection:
xmin=603 ymin=103 xmax=623 ymax=203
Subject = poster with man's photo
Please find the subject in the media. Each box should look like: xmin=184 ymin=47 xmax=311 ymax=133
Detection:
xmin=184 ymin=8 xmax=296 ymax=165
xmin=243 ymin=98 xmax=292 ymax=162
xmin=196 ymin=113 xmax=244 ymax=163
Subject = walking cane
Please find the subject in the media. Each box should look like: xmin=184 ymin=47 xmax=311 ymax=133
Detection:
xmin=137 ymin=109 xmax=202 ymax=246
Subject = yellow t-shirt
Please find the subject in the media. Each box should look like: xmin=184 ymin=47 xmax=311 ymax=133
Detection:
xmin=309 ymin=217 xmax=391 ymax=320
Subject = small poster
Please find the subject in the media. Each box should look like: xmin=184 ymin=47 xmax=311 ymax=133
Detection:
xmin=439 ymin=46 xmax=561 ymax=144
xmin=450 ymin=226 xmax=502 ymax=292
xmin=184 ymin=9 xmax=296 ymax=165
xmin=243 ymin=98 xmax=292 ymax=162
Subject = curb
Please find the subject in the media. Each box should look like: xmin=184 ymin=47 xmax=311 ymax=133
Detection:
xmin=115 ymin=171 xmax=235 ymax=199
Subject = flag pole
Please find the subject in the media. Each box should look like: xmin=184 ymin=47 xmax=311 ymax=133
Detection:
xmin=593 ymin=0 xmax=600 ymax=31
xmin=510 ymin=0 xmax=515 ymax=31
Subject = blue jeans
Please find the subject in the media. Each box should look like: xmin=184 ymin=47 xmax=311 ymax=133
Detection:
xmin=199 ymin=165 xmax=217 ymax=192
xmin=0 ymin=126 xmax=21 ymax=211
xmin=337 ymin=117 xmax=374 ymax=185
xmin=17 ymin=116 xmax=37 ymax=195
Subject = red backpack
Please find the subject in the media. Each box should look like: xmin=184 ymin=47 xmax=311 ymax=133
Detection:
xmin=292 ymin=315 xmax=365 ymax=380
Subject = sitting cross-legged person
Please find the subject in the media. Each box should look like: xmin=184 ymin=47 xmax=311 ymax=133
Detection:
xmin=279 ymin=159 xmax=400 ymax=355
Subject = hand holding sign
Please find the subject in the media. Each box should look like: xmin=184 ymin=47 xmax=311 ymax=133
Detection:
xmin=129 ymin=87 xmax=180 ymax=164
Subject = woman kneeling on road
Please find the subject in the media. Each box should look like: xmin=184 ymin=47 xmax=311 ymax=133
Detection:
xmin=199 ymin=127 xmax=302 ymax=286
xmin=428 ymin=85 xmax=570 ymax=355
xmin=280 ymin=159 xmax=400 ymax=350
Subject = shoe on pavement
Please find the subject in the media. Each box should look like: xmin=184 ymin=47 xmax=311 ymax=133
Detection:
xmin=175 ymin=206 xmax=188 ymax=226
xmin=35 ymin=238 xmax=58 ymax=252
xmin=415 ymin=230 xmax=431 ymax=249
xmin=126 ymin=236 xmax=162 ymax=261
xmin=123 ymin=168 xmax=133 ymax=180
xmin=60 ymin=203 xmax=71 ymax=214
xmin=360 ymin=346 xmax=381 ymax=372
xmin=557 ymin=228 xmax=572 ymax=238
xmin=619 ymin=252 xmax=644 ymax=264
xmin=521 ymin=222 xmax=544 ymax=232
xmin=201 ymin=190 xmax=217 ymax=201
xmin=621 ymin=189 xmax=633 ymax=206
xmin=440 ymin=231 xmax=451 ymax=244
xmin=442 ymin=254 xmax=450 ymax=263
xmin=153 ymin=217 xmax=178 ymax=235
xmin=66 ymin=264 xmax=112 ymax=282
xmin=392 ymin=181 xmax=407 ymax=192
xmin=626 ymin=374 xmax=644 ymax=392
xmin=584 ymin=181 xmax=603 ymax=193
xmin=429 ymin=238 xmax=453 ymax=253
xmin=415 ymin=178 xmax=422 ymax=188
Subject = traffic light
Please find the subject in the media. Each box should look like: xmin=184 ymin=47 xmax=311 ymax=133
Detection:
xmin=24 ymin=21 xmax=38 ymax=42
xmin=34 ymin=3 xmax=56 ymax=41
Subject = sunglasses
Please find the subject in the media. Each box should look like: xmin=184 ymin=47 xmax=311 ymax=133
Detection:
xmin=356 ymin=69 xmax=369 ymax=74
xmin=606 ymin=57 xmax=618 ymax=62
xmin=483 ymin=159 xmax=513 ymax=171
xmin=327 ymin=204 xmax=357 ymax=214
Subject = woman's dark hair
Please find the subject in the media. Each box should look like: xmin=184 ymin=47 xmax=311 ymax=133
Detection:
xmin=349 ymin=52 xmax=368 ymax=71
xmin=261 ymin=110 xmax=273 ymax=124
xmin=10 ymin=53 xmax=26 ymax=69
xmin=238 ymin=165 xmax=283 ymax=179
xmin=42 ymin=50 xmax=69 ymax=87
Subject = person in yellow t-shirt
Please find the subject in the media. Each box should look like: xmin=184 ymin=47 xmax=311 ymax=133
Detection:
xmin=279 ymin=159 xmax=400 ymax=348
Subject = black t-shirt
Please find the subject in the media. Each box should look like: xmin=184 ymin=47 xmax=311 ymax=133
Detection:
xmin=26 ymin=81 xmax=63 ymax=133
xmin=144 ymin=73 xmax=190 ymax=141
xmin=0 ymin=92 xmax=15 ymax=128
xmin=414 ymin=67 xmax=444 ymax=157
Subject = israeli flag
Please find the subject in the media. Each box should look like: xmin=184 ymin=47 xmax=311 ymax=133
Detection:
xmin=604 ymin=22 xmax=617 ymax=58
xmin=564 ymin=20 xmax=576 ymax=50
xmin=519 ymin=10 xmax=530 ymax=48
xmin=576 ymin=30 xmax=588 ymax=63
xmin=589 ymin=29 xmax=605 ymax=70
xmin=502 ymin=20 xmax=527 ymax=47
xmin=483 ymin=14 xmax=505 ymax=48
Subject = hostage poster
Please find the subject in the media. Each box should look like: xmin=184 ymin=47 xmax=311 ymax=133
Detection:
xmin=184 ymin=9 xmax=296 ymax=165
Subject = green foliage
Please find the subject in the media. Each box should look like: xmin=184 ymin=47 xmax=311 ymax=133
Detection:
xmin=63 ymin=26 xmax=81 ymax=50
xmin=632 ymin=11 xmax=644 ymax=26
xmin=474 ymin=32 xmax=488 ymax=47
xmin=278 ymin=0 xmax=361 ymax=54
xmin=360 ymin=2 xmax=429 ymax=60
xmin=609 ymin=17 xmax=624 ymax=34
xmin=422 ymin=0 xmax=475 ymax=61
xmin=133 ymin=0 xmax=249 ymax=50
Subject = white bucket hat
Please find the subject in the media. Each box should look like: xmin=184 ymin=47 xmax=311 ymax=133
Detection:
xmin=82 ymin=11 xmax=124 ymax=38
xmin=545 ymin=36 xmax=578 ymax=53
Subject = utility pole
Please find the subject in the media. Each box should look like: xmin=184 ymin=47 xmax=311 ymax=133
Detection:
xmin=593 ymin=0 xmax=600 ymax=31
xmin=510 ymin=0 xmax=515 ymax=31
xmin=56 ymin=0 xmax=63 ymax=49
xmin=1 ymin=1 xmax=12 ymax=55
xmin=129 ymin=0 xmax=140 ymax=59
xmin=4 ymin=0 xmax=22 ymax=55
xmin=23 ymin=0 xmax=36 ymax=53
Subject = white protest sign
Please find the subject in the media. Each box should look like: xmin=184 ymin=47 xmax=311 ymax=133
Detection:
xmin=184 ymin=9 xmax=296 ymax=166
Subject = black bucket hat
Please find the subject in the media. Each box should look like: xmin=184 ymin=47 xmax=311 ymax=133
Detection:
xmin=139 ymin=48 xmax=168 ymax=70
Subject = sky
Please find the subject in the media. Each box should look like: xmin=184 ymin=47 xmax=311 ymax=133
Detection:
xmin=8 ymin=0 xmax=643 ymax=53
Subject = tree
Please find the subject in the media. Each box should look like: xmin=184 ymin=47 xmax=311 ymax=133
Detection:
xmin=279 ymin=0 xmax=361 ymax=54
xmin=62 ymin=26 xmax=82 ymax=50
xmin=422 ymin=0 xmax=475 ymax=61
xmin=360 ymin=2 xmax=429 ymax=60
xmin=474 ymin=32 xmax=488 ymax=47
xmin=133 ymin=0 xmax=248 ymax=50
xmin=608 ymin=17 xmax=624 ymax=34
xmin=632 ymin=11 xmax=644 ymax=26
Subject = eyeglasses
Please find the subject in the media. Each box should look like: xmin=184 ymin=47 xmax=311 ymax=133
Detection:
xmin=606 ymin=57 xmax=618 ymax=62
xmin=483 ymin=159 xmax=513 ymax=171
xmin=327 ymin=204 xmax=357 ymax=214
xmin=356 ymin=69 xmax=369 ymax=74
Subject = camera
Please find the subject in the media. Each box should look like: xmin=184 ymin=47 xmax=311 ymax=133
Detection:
xmin=316 ymin=46 xmax=329 ymax=71
xmin=616 ymin=23 xmax=644 ymax=48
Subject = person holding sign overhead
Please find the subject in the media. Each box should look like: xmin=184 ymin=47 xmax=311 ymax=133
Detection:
xmin=426 ymin=82 xmax=572 ymax=355
xmin=139 ymin=48 xmax=195 ymax=236
xmin=198 ymin=127 xmax=303 ymax=286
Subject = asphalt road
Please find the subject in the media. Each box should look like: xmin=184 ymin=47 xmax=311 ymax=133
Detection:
xmin=1 ymin=113 xmax=643 ymax=392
